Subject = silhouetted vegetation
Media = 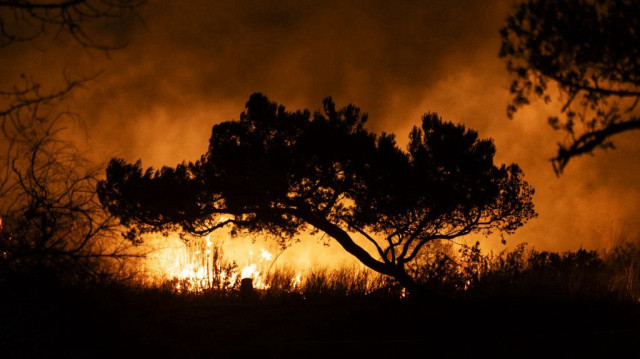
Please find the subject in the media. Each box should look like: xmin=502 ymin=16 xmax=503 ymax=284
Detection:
xmin=0 ymin=91 xmax=143 ymax=287
xmin=140 ymin=240 xmax=640 ymax=305
xmin=2 ymin=1 xmax=639 ymax=355
xmin=98 ymin=94 xmax=536 ymax=296
xmin=0 ymin=0 xmax=147 ymax=287
xmin=0 ymin=0 xmax=144 ymax=50
xmin=4 ymin=239 xmax=640 ymax=357
xmin=501 ymin=0 xmax=640 ymax=173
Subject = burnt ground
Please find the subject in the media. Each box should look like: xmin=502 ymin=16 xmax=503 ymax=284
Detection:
xmin=2 ymin=285 xmax=640 ymax=358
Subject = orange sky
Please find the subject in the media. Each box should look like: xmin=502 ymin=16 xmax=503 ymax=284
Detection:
xmin=2 ymin=0 xmax=639 ymax=265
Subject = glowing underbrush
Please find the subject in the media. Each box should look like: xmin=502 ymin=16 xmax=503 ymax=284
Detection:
xmin=145 ymin=238 xmax=392 ymax=298
xmin=139 ymin=235 xmax=640 ymax=303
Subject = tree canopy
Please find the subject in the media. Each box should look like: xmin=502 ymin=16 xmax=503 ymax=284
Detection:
xmin=500 ymin=0 xmax=640 ymax=173
xmin=98 ymin=94 xmax=536 ymax=294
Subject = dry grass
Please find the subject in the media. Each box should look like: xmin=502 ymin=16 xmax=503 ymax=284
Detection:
xmin=122 ymin=237 xmax=640 ymax=304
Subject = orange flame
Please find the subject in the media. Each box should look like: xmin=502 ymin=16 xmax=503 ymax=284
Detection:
xmin=144 ymin=233 xmax=282 ymax=292
xmin=239 ymin=248 xmax=273 ymax=289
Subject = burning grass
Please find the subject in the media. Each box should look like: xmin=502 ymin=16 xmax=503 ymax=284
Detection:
xmin=134 ymin=233 xmax=640 ymax=304
xmin=139 ymin=235 xmax=393 ymax=300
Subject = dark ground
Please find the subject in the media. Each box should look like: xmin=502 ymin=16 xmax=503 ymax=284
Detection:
xmin=2 ymin=283 xmax=639 ymax=358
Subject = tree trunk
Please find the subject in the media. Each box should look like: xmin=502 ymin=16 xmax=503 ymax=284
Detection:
xmin=295 ymin=209 xmax=448 ymax=302
xmin=295 ymin=210 xmax=394 ymax=276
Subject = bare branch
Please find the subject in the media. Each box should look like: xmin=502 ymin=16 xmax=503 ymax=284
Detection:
xmin=553 ymin=117 xmax=640 ymax=174
xmin=0 ymin=84 xmax=141 ymax=283
xmin=0 ymin=0 xmax=145 ymax=49
xmin=347 ymin=221 xmax=388 ymax=264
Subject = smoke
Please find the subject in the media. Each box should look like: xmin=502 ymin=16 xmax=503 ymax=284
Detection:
xmin=2 ymin=0 xmax=639 ymax=262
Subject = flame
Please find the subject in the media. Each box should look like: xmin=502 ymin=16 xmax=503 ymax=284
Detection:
xmin=291 ymin=271 xmax=302 ymax=289
xmin=143 ymin=232 xmax=384 ymax=296
xmin=239 ymin=248 xmax=273 ymax=289
xmin=143 ymin=233 xmax=281 ymax=293
xmin=241 ymin=263 xmax=257 ymax=279
xmin=142 ymin=234 xmax=235 ymax=292
xmin=260 ymin=248 xmax=273 ymax=261
xmin=175 ymin=235 xmax=238 ymax=292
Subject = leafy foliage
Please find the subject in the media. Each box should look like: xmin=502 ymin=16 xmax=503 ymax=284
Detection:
xmin=99 ymin=93 xmax=536 ymax=294
xmin=500 ymin=0 xmax=640 ymax=173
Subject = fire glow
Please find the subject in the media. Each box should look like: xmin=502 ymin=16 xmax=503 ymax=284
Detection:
xmin=144 ymin=234 xmax=301 ymax=293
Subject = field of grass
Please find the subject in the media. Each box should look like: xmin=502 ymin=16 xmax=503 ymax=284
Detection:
xmin=142 ymin=239 xmax=640 ymax=304
xmin=2 ymin=241 xmax=640 ymax=357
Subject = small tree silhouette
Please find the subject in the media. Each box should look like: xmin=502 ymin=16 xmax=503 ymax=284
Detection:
xmin=0 ymin=0 xmax=147 ymax=284
xmin=0 ymin=82 xmax=142 ymax=284
xmin=98 ymin=94 xmax=536 ymax=296
xmin=500 ymin=0 xmax=640 ymax=173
